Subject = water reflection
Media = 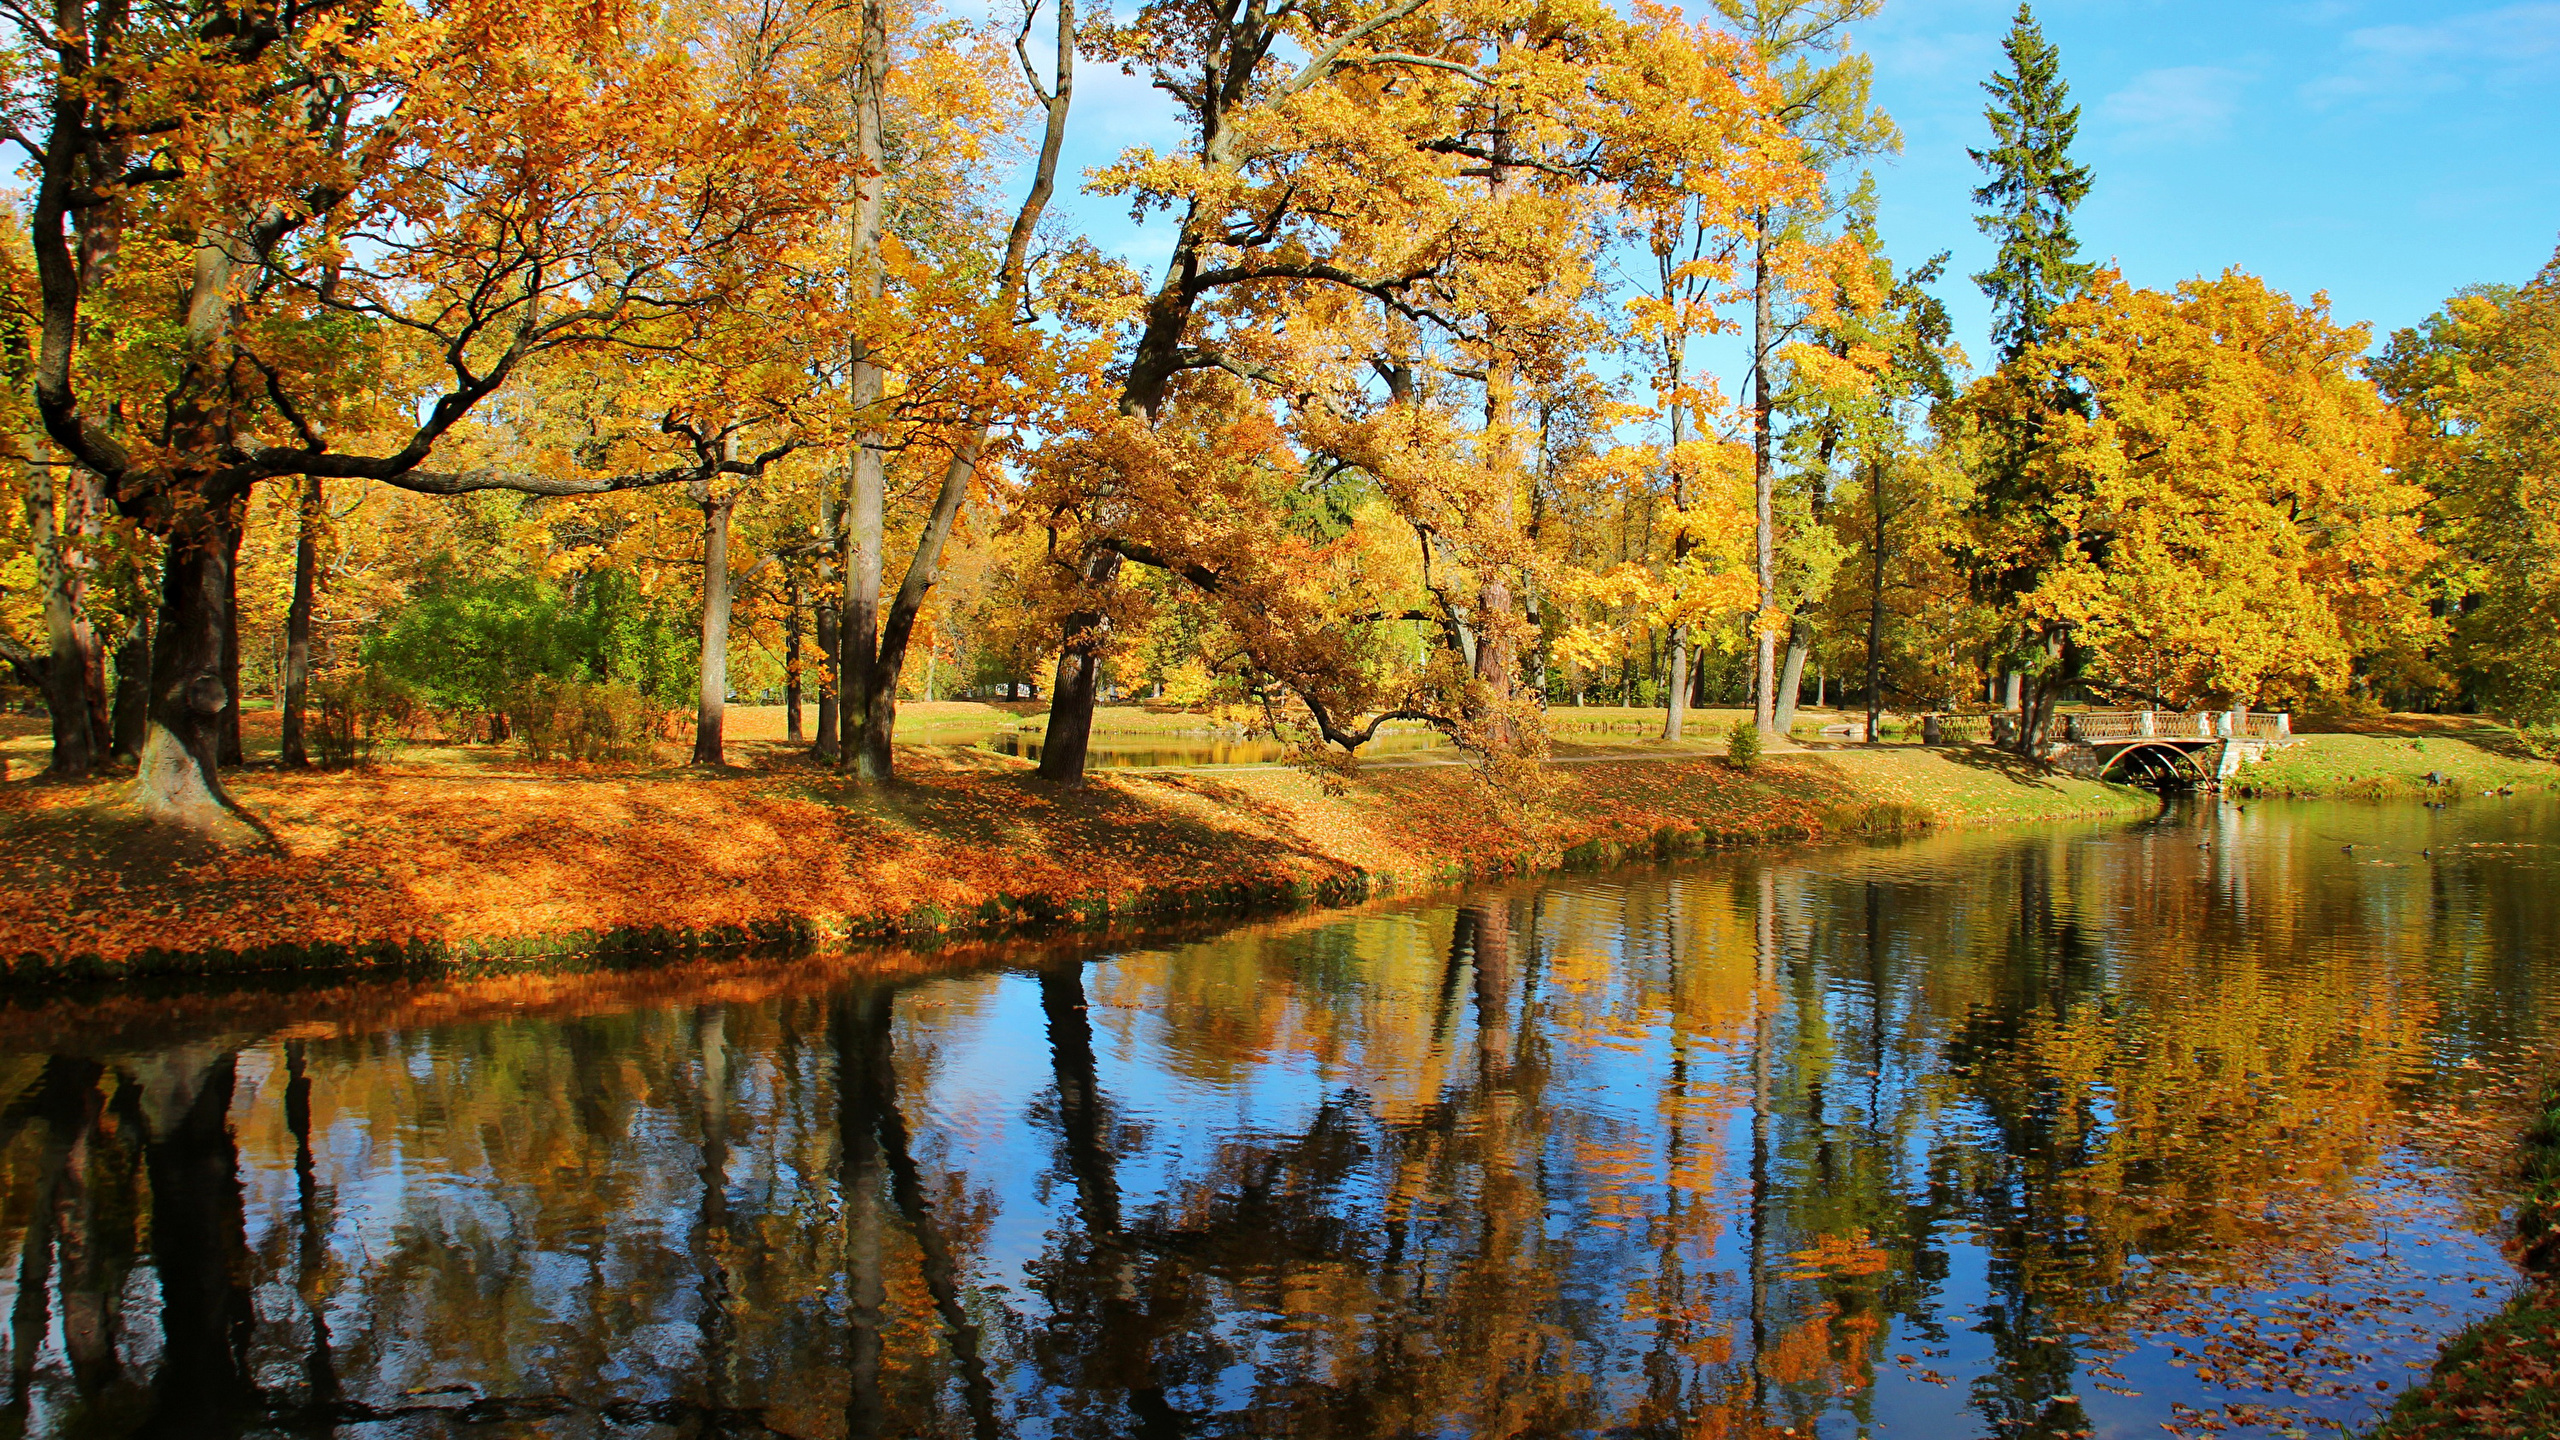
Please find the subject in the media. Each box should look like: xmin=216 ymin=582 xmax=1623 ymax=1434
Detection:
xmin=3 ymin=799 xmax=2556 ymax=1438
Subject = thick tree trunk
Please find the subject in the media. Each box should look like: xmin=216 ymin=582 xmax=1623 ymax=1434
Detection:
xmin=692 ymin=493 xmax=735 ymax=766
xmin=2003 ymin=670 xmax=2022 ymax=712
xmin=2013 ymin=633 xmax=2073 ymax=757
xmin=784 ymin=573 xmax=805 ymax=743
xmin=279 ymin=476 xmax=319 ymax=768
xmin=112 ymin=611 xmax=150 ymax=763
xmin=1751 ymin=218 xmax=1778 ymax=735
xmin=1037 ymin=549 xmax=1121 ymax=783
xmin=1039 ymin=622 xmax=1107 ymax=783
xmin=132 ymin=494 xmax=259 ymax=840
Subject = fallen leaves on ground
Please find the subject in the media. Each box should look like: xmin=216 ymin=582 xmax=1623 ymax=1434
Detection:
xmin=1 ymin=744 xmax=2139 ymax=970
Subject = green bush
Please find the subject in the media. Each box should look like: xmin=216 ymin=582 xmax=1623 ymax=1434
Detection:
xmin=1725 ymin=719 xmax=1762 ymax=771
xmin=365 ymin=567 xmax=698 ymax=730
xmin=507 ymin=675 xmax=666 ymax=764
xmin=2519 ymin=722 xmax=2560 ymax=760
xmin=311 ymin=669 xmax=416 ymax=768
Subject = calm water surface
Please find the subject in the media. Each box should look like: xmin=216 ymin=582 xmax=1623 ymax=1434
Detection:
xmin=5 ymin=797 xmax=2558 ymax=1439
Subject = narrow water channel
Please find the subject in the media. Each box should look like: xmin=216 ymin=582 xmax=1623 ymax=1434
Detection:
xmin=3 ymin=797 xmax=2555 ymax=1439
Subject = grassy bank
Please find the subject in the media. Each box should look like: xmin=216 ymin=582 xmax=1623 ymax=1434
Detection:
xmin=2368 ymin=1080 xmax=2560 ymax=1439
xmin=0 ymin=740 xmax=2147 ymax=981
xmin=2234 ymin=724 xmax=2559 ymax=799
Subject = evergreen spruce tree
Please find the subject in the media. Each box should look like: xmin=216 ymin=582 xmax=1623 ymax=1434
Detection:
xmin=1963 ymin=4 xmax=2096 ymax=754
xmin=1970 ymin=4 xmax=2093 ymax=360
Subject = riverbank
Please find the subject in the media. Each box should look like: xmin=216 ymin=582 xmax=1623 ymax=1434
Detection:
xmin=2369 ymin=1079 xmax=2560 ymax=1438
xmin=0 ymin=742 xmax=2149 ymax=981
xmin=2234 ymin=722 xmax=2558 ymax=799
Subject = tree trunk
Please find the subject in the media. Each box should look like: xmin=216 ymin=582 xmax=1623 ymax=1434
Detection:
xmin=836 ymin=0 xmax=890 ymax=780
xmin=814 ymin=591 xmax=841 ymax=763
xmin=1751 ymin=217 xmax=1778 ymax=736
xmin=132 ymin=493 xmax=259 ymax=840
xmin=21 ymin=445 xmax=105 ymax=776
xmin=2003 ymin=670 xmax=2023 ymax=712
xmin=2013 ymin=632 xmax=2073 ymax=757
xmin=1662 ymin=624 xmax=1690 ymax=740
xmin=279 ymin=476 xmax=319 ymax=768
xmin=1774 ymin=618 xmax=1810 ymax=736
xmin=784 ymin=572 xmax=805 ymax=743
xmin=112 ymin=610 xmax=150 ymax=763
xmin=1037 ymin=548 xmax=1120 ymax=783
xmin=1038 ymin=626 xmax=1105 ymax=782
xmin=1866 ymin=455 xmax=1885 ymax=746
xmin=218 ymin=524 xmax=243 ymax=768
xmin=858 ymin=434 xmax=990 ymax=782
xmin=692 ymin=492 xmax=735 ymax=766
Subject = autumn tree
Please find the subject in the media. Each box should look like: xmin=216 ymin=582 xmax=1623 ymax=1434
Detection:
xmin=1712 ymin=0 xmax=1893 ymax=736
xmin=1789 ymin=243 xmax=1960 ymax=741
xmin=1950 ymin=270 xmax=2432 ymax=727
xmin=8 ymin=0 xmax=838 ymax=834
xmin=1027 ymin=0 xmax=1804 ymax=781
xmin=834 ymin=0 xmax=1084 ymax=781
xmin=2373 ymin=245 xmax=2560 ymax=723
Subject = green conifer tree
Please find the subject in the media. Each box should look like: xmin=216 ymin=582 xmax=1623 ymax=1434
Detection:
xmin=1970 ymin=4 xmax=2093 ymax=360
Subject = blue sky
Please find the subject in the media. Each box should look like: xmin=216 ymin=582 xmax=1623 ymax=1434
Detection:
xmin=1863 ymin=0 xmax=2560 ymax=362
xmin=1037 ymin=0 xmax=2560 ymax=371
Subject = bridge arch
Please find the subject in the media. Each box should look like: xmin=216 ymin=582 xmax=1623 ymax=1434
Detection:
xmin=2100 ymin=741 xmax=2212 ymax=789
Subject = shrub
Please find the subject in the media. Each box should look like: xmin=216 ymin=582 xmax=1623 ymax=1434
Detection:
xmin=2519 ymin=722 xmax=2560 ymax=760
xmin=310 ymin=669 xmax=416 ymax=768
xmin=508 ymin=675 xmax=666 ymax=763
xmin=1725 ymin=719 xmax=1762 ymax=771
xmin=365 ymin=567 xmax=700 ymax=722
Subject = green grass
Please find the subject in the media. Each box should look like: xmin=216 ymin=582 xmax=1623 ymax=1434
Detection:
xmin=2230 ymin=728 xmax=2559 ymax=799
xmin=1811 ymin=745 xmax=2155 ymax=826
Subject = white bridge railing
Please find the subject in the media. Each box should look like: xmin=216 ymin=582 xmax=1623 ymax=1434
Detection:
xmin=1911 ymin=710 xmax=2292 ymax=746
xmin=2062 ymin=710 xmax=2291 ymax=743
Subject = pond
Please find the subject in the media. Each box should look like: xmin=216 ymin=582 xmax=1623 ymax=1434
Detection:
xmin=3 ymin=797 xmax=2556 ymax=1439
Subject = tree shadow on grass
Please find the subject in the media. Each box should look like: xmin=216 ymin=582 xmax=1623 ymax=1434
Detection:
xmin=815 ymin=759 xmax=1339 ymax=889
xmin=2427 ymin=727 xmax=2544 ymax=764
xmin=1927 ymin=744 xmax=2093 ymax=790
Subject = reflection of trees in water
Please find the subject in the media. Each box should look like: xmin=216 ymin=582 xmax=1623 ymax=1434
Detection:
xmin=0 ymin=807 xmax=2541 ymax=1438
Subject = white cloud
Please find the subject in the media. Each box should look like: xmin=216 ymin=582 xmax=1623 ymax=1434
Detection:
xmin=2304 ymin=2 xmax=2560 ymax=106
xmin=2100 ymin=66 xmax=2251 ymax=146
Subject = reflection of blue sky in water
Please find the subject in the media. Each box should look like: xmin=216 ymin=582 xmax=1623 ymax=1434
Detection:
xmin=3 ymin=796 xmax=2556 ymax=1437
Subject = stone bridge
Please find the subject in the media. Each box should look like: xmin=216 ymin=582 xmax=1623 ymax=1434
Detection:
xmin=1911 ymin=709 xmax=2297 ymax=788
xmin=2051 ymin=710 xmax=2295 ymax=787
